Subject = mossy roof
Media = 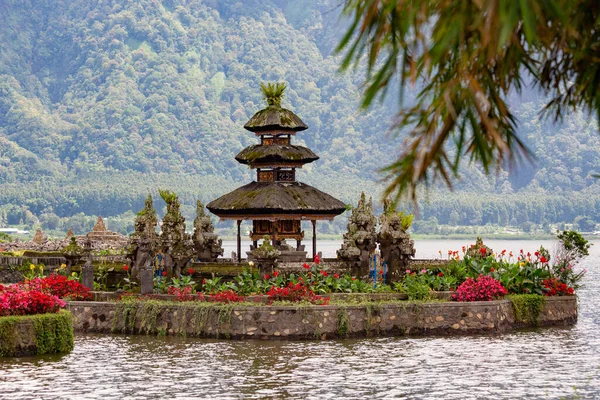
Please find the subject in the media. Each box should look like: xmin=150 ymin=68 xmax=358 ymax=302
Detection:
xmin=244 ymin=106 xmax=308 ymax=132
xmin=207 ymin=181 xmax=346 ymax=217
xmin=235 ymin=144 xmax=318 ymax=165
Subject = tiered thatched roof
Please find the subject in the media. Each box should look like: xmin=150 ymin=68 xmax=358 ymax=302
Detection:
xmin=235 ymin=144 xmax=318 ymax=165
xmin=207 ymin=181 xmax=346 ymax=220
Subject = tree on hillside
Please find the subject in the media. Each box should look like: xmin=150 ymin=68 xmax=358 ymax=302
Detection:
xmin=338 ymin=0 xmax=600 ymax=202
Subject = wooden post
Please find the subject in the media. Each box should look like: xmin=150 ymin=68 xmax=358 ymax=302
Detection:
xmin=311 ymin=220 xmax=316 ymax=260
xmin=237 ymin=220 xmax=242 ymax=263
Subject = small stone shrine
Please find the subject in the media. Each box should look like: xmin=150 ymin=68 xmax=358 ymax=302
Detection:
xmin=207 ymin=83 xmax=346 ymax=262
xmin=337 ymin=192 xmax=378 ymax=277
xmin=86 ymin=216 xmax=128 ymax=247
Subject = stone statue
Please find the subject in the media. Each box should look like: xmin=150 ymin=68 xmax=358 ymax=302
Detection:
xmin=192 ymin=200 xmax=224 ymax=261
xmin=337 ymin=192 xmax=377 ymax=278
xmin=129 ymin=194 xmax=160 ymax=280
xmin=377 ymin=198 xmax=416 ymax=283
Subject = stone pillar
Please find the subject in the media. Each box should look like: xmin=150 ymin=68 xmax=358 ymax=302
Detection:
xmin=81 ymin=239 xmax=94 ymax=291
xmin=312 ymin=220 xmax=317 ymax=260
xmin=140 ymin=268 xmax=154 ymax=295
xmin=237 ymin=220 xmax=242 ymax=263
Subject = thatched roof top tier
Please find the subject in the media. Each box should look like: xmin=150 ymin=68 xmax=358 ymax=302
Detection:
xmin=244 ymin=106 xmax=308 ymax=133
xmin=235 ymin=144 xmax=318 ymax=166
xmin=207 ymin=181 xmax=346 ymax=220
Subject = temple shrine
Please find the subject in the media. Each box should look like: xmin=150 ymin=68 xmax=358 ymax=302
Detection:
xmin=207 ymin=83 xmax=346 ymax=262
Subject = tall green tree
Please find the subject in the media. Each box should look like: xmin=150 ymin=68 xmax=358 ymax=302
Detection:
xmin=338 ymin=0 xmax=600 ymax=201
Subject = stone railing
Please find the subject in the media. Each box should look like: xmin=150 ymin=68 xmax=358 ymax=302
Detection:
xmin=67 ymin=296 xmax=577 ymax=340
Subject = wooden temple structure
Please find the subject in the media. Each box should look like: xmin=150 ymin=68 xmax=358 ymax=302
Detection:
xmin=207 ymin=84 xmax=346 ymax=262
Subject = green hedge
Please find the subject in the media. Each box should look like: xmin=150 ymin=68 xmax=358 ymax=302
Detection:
xmin=0 ymin=310 xmax=74 ymax=357
xmin=22 ymin=251 xmax=65 ymax=257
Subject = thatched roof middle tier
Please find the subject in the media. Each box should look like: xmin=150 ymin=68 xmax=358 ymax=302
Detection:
xmin=235 ymin=144 xmax=318 ymax=166
xmin=244 ymin=105 xmax=308 ymax=133
xmin=206 ymin=181 xmax=346 ymax=221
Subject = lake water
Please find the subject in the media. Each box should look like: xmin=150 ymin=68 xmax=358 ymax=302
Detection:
xmin=1 ymin=240 xmax=599 ymax=399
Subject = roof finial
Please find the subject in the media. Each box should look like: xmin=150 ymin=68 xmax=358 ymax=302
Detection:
xmin=260 ymin=82 xmax=286 ymax=107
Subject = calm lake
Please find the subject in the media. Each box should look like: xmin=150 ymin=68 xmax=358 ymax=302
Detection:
xmin=1 ymin=240 xmax=599 ymax=399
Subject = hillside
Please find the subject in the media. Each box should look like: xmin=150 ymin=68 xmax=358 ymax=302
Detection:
xmin=0 ymin=0 xmax=599 ymax=236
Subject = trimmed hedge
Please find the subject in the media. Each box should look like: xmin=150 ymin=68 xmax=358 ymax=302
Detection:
xmin=0 ymin=310 xmax=74 ymax=357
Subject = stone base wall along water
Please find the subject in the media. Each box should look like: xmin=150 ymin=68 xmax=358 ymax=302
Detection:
xmin=67 ymin=296 xmax=577 ymax=340
xmin=0 ymin=310 xmax=74 ymax=357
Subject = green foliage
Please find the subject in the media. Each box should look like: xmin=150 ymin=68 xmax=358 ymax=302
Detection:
xmin=260 ymin=82 xmax=286 ymax=107
xmin=508 ymin=294 xmax=545 ymax=325
xmin=0 ymin=310 xmax=74 ymax=357
xmin=158 ymin=189 xmax=178 ymax=205
xmin=398 ymin=211 xmax=414 ymax=232
xmin=394 ymin=273 xmax=434 ymax=301
xmin=339 ymin=0 xmax=600 ymax=202
xmin=0 ymin=1 xmax=598 ymax=233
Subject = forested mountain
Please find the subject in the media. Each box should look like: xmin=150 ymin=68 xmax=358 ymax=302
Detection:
xmin=0 ymin=0 xmax=599 ymax=236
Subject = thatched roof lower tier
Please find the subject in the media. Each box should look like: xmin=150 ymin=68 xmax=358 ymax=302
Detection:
xmin=235 ymin=144 xmax=318 ymax=166
xmin=207 ymin=181 xmax=346 ymax=221
xmin=244 ymin=106 xmax=308 ymax=133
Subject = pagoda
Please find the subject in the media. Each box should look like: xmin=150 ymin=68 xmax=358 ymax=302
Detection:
xmin=207 ymin=83 xmax=346 ymax=261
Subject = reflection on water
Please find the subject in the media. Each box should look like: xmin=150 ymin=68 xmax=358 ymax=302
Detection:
xmin=1 ymin=241 xmax=599 ymax=399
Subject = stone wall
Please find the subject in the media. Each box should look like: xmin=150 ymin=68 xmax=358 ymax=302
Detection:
xmin=67 ymin=296 xmax=577 ymax=340
xmin=0 ymin=311 xmax=74 ymax=357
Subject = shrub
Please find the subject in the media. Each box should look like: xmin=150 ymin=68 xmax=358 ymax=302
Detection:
xmin=267 ymin=282 xmax=330 ymax=305
xmin=542 ymin=277 xmax=574 ymax=296
xmin=0 ymin=286 xmax=66 ymax=316
xmin=453 ymin=275 xmax=508 ymax=302
xmin=25 ymin=275 xmax=92 ymax=301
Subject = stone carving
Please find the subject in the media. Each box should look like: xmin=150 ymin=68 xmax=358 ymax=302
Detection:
xmin=159 ymin=190 xmax=194 ymax=278
xmin=192 ymin=200 xmax=223 ymax=261
xmin=377 ymin=198 xmax=416 ymax=283
xmin=32 ymin=229 xmax=47 ymax=245
xmin=337 ymin=192 xmax=377 ymax=277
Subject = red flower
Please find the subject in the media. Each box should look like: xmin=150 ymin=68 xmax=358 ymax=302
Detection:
xmin=490 ymin=268 xmax=495 ymax=272
xmin=378 ymin=269 xmax=384 ymax=275
xmin=540 ymin=256 xmax=548 ymax=263
xmin=351 ymin=277 xmax=356 ymax=281
xmin=123 ymin=265 xmax=129 ymax=272
xmin=303 ymin=263 xmax=310 ymax=269
xmin=188 ymin=268 xmax=194 ymax=275
xmin=333 ymin=273 xmax=339 ymax=279
xmin=162 ymin=271 xmax=167 ymax=276
xmin=479 ymin=248 xmax=487 ymax=255
xmin=535 ymin=251 xmax=540 ymax=257
xmin=314 ymin=255 xmax=321 ymax=264
xmin=264 ymin=274 xmax=270 ymax=280
xmin=202 ymin=278 xmax=206 ymax=285
xmin=438 ymin=272 xmax=444 ymax=277
xmin=320 ymin=270 xmax=328 ymax=277
xmin=273 ymin=271 xmax=279 ymax=277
